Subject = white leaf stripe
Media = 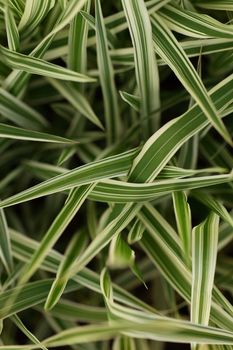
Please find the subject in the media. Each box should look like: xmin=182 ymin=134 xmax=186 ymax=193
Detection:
xmin=110 ymin=39 xmax=233 ymax=66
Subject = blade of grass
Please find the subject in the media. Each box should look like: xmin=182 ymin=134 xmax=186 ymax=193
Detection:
xmin=191 ymin=213 xmax=219 ymax=348
xmin=19 ymin=184 xmax=96 ymax=285
xmin=0 ymin=209 xmax=13 ymax=275
xmin=151 ymin=13 xmax=232 ymax=145
xmin=0 ymin=46 xmax=96 ymax=83
xmin=95 ymin=0 xmax=121 ymax=144
xmin=172 ymin=192 xmax=191 ymax=265
xmin=0 ymin=88 xmax=48 ymax=129
xmin=4 ymin=3 xmax=19 ymax=51
xmin=121 ymin=0 xmax=160 ymax=136
xmin=45 ymin=231 xmax=87 ymax=310
xmin=0 ymin=123 xmax=74 ymax=143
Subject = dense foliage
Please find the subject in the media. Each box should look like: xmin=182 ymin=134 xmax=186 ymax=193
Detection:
xmin=0 ymin=0 xmax=232 ymax=349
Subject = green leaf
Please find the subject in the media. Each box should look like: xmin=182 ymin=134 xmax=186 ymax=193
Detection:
xmin=172 ymin=191 xmax=191 ymax=264
xmin=151 ymin=13 xmax=232 ymax=145
xmin=4 ymin=3 xmax=19 ymax=51
xmin=192 ymin=192 xmax=233 ymax=228
xmin=108 ymin=234 xmax=135 ymax=269
xmin=45 ymin=230 xmax=87 ymax=310
xmin=18 ymin=0 xmax=55 ymax=37
xmin=19 ymin=184 xmax=95 ymax=285
xmin=42 ymin=320 xmax=233 ymax=348
xmin=0 ymin=123 xmax=74 ymax=143
xmin=0 ymin=209 xmax=13 ymax=275
xmin=159 ymin=4 xmax=233 ymax=39
xmin=0 ymin=46 xmax=96 ymax=83
xmin=0 ymin=148 xmax=139 ymax=208
xmin=95 ymin=0 xmax=121 ymax=143
xmin=68 ymin=1 xmax=91 ymax=73
xmin=122 ymin=0 xmax=160 ymax=136
xmin=196 ymin=2 xmax=233 ymax=10
xmin=128 ymin=219 xmax=144 ymax=244
xmin=0 ymin=88 xmax=48 ymax=129
xmin=191 ymin=213 xmax=220 ymax=348
xmin=128 ymin=73 xmax=233 ymax=183
xmin=11 ymin=315 xmax=48 ymax=350
xmin=47 ymin=78 xmax=103 ymax=129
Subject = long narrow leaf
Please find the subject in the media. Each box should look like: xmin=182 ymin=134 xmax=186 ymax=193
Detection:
xmin=151 ymin=13 xmax=232 ymax=145
xmin=0 ymin=46 xmax=95 ymax=83
xmin=95 ymin=0 xmax=121 ymax=143
xmin=121 ymin=0 xmax=160 ymax=136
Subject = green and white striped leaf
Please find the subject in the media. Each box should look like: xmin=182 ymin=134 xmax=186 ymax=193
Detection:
xmin=21 ymin=161 xmax=233 ymax=203
xmin=18 ymin=0 xmax=55 ymax=37
xmin=68 ymin=1 xmax=91 ymax=73
xmin=0 ymin=123 xmax=74 ymax=143
xmin=0 ymin=88 xmax=47 ymax=129
xmin=151 ymin=13 xmax=232 ymax=145
xmin=95 ymin=0 xmax=121 ymax=143
xmin=128 ymin=219 xmax=144 ymax=244
xmin=120 ymin=91 xmax=140 ymax=112
xmin=108 ymin=234 xmax=135 ymax=269
xmin=9 ymin=229 xmax=153 ymax=314
xmin=4 ymin=3 xmax=19 ymax=51
xmin=192 ymin=193 xmax=233 ymax=228
xmin=0 ymin=209 xmax=13 ymax=275
xmin=69 ymin=203 xmax=141 ymax=277
xmin=172 ymin=191 xmax=191 ymax=264
xmin=159 ymin=4 xmax=233 ymax=39
xmin=0 ymin=148 xmax=139 ymax=208
xmin=0 ymin=46 xmax=95 ymax=83
xmin=191 ymin=213 xmax=219 ymax=348
xmin=113 ymin=336 xmax=136 ymax=350
xmin=11 ymin=315 xmax=47 ymax=350
xmin=195 ymin=1 xmax=233 ymax=11
xmin=128 ymin=73 xmax=233 ymax=183
xmin=19 ymin=184 xmax=95 ymax=285
xmin=45 ymin=231 xmax=87 ymax=310
xmin=122 ymin=0 xmax=160 ymax=136
xmin=48 ymin=78 xmax=103 ymax=129
xmin=138 ymin=204 xmax=233 ymax=329
xmin=42 ymin=319 xmax=233 ymax=347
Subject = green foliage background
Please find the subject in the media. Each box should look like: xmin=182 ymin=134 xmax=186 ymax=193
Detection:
xmin=0 ymin=0 xmax=232 ymax=349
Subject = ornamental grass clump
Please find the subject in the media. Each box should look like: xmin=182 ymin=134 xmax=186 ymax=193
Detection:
xmin=0 ymin=0 xmax=232 ymax=349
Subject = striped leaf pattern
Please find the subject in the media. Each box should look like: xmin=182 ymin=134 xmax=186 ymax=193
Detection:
xmin=0 ymin=0 xmax=232 ymax=349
